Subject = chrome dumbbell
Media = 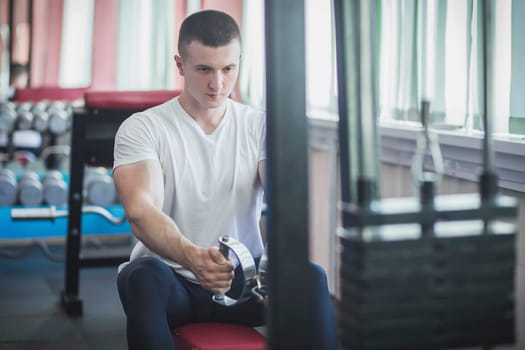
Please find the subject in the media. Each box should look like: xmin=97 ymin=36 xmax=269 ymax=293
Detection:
xmin=47 ymin=101 xmax=70 ymax=135
xmin=18 ymin=171 xmax=43 ymax=206
xmin=43 ymin=170 xmax=68 ymax=206
xmin=84 ymin=167 xmax=116 ymax=207
xmin=0 ymin=101 xmax=17 ymax=132
xmin=33 ymin=145 xmax=71 ymax=173
xmin=5 ymin=159 xmax=25 ymax=173
xmin=212 ymin=235 xmax=268 ymax=306
xmin=0 ymin=169 xmax=18 ymax=206
xmin=31 ymin=101 xmax=50 ymax=133
xmin=16 ymin=102 xmax=34 ymax=130
xmin=25 ymin=157 xmax=46 ymax=173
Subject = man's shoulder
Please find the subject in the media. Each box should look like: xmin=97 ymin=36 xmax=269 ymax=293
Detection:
xmin=142 ymin=96 xmax=179 ymax=116
xmin=227 ymin=98 xmax=265 ymax=119
xmin=124 ymin=97 xmax=178 ymax=125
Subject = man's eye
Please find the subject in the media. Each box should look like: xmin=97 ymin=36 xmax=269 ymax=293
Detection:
xmin=198 ymin=67 xmax=210 ymax=72
xmin=224 ymin=67 xmax=234 ymax=73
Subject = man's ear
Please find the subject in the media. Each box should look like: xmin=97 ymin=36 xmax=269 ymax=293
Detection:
xmin=174 ymin=55 xmax=184 ymax=76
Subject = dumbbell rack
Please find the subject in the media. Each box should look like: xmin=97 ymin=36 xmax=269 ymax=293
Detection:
xmin=61 ymin=90 xmax=180 ymax=316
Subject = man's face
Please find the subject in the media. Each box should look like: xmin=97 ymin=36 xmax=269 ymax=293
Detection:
xmin=175 ymin=39 xmax=241 ymax=111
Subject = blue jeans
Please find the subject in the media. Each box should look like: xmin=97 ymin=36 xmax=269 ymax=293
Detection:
xmin=117 ymin=257 xmax=337 ymax=349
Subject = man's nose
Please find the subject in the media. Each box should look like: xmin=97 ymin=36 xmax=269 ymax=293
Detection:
xmin=209 ymin=71 xmax=224 ymax=91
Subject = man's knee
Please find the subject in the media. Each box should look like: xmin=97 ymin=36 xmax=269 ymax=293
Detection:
xmin=119 ymin=257 xmax=173 ymax=299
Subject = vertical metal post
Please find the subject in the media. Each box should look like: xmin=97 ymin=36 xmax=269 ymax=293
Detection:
xmin=334 ymin=0 xmax=359 ymax=220
xmin=265 ymin=1 xmax=315 ymax=349
xmin=479 ymin=0 xmax=498 ymax=201
xmin=334 ymin=0 xmax=380 ymax=211
xmin=60 ymin=111 xmax=86 ymax=316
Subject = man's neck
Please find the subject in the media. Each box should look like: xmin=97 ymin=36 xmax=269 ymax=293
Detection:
xmin=179 ymin=94 xmax=227 ymax=134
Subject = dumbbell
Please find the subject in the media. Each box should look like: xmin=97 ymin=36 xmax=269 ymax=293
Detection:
xmin=43 ymin=170 xmax=68 ymax=206
xmin=212 ymin=235 xmax=268 ymax=306
xmin=0 ymin=101 xmax=17 ymax=132
xmin=12 ymin=150 xmax=37 ymax=167
xmin=16 ymin=102 xmax=34 ymax=130
xmin=25 ymin=157 xmax=46 ymax=173
xmin=84 ymin=167 xmax=116 ymax=206
xmin=36 ymin=145 xmax=71 ymax=173
xmin=0 ymin=169 xmax=18 ymax=206
xmin=31 ymin=101 xmax=50 ymax=132
xmin=47 ymin=101 xmax=70 ymax=135
xmin=5 ymin=160 xmax=25 ymax=173
xmin=18 ymin=171 xmax=43 ymax=206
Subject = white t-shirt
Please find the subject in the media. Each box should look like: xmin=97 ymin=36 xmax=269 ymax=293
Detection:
xmin=113 ymin=97 xmax=266 ymax=283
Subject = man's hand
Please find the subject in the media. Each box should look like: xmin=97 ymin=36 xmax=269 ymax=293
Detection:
xmin=188 ymin=246 xmax=235 ymax=294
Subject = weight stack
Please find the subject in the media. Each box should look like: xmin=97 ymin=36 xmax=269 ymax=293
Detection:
xmin=339 ymin=230 xmax=516 ymax=350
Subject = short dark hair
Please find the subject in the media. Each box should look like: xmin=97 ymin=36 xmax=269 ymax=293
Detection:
xmin=178 ymin=10 xmax=241 ymax=58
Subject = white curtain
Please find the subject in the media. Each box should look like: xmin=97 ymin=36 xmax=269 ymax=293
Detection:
xmin=116 ymin=0 xmax=175 ymax=91
xmin=305 ymin=0 xmax=337 ymax=115
xmin=59 ymin=0 xmax=94 ymax=88
xmin=378 ymin=0 xmax=511 ymax=133
xmin=239 ymin=0 xmax=265 ymax=109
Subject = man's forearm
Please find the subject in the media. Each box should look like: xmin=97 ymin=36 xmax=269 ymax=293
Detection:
xmin=127 ymin=203 xmax=196 ymax=269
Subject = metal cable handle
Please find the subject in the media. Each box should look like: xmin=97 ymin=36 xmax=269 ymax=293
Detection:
xmin=212 ymin=235 xmax=258 ymax=307
xmin=10 ymin=205 xmax=127 ymax=225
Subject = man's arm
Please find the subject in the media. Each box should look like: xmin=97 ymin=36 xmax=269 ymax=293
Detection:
xmin=113 ymin=159 xmax=234 ymax=293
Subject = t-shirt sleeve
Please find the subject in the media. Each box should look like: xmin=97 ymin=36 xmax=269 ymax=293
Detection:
xmin=113 ymin=113 xmax=159 ymax=171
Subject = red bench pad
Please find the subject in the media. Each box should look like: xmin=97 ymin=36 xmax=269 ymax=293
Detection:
xmin=84 ymin=90 xmax=181 ymax=110
xmin=14 ymin=87 xmax=88 ymax=102
xmin=173 ymin=323 xmax=266 ymax=350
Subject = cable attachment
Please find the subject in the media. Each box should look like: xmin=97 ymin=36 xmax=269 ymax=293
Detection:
xmin=411 ymin=100 xmax=444 ymax=191
xmin=212 ymin=235 xmax=265 ymax=307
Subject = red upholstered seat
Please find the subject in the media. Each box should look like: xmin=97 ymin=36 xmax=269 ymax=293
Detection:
xmin=173 ymin=323 xmax=266 ymax=350
xmin=84 ymin=90 xmax=181 ymax=110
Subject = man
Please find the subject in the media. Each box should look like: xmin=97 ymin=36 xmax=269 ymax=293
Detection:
xmin=115 ymin=9 xmax=336 ymax=350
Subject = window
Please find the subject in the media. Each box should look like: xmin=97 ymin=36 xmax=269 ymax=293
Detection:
xmin=378 ymin=0 xmax=518 ymax=136
xmin=242 ymin=0 xmax=523 ymax=137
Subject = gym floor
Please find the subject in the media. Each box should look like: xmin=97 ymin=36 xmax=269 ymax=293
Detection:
xmin=0 ymin=243 xmax=127 ymax=350
xmin=1 ymin=241 xmax=523 ymax=350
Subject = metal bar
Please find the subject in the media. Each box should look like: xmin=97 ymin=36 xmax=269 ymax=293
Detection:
xmin=481 ymin=0 xmax=495 ymax=174
xmin=11 ymin=205 xmax=127 ymax=224
xmin=27 ymin=0 xmax=33 ymax=86
xmin=264 ymin=1 xmax=315 ymax=349
xmin=8 ymin=0 xmax=14 ymax=75
xmin=355 ymin=1 xmax=379 ymax=183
